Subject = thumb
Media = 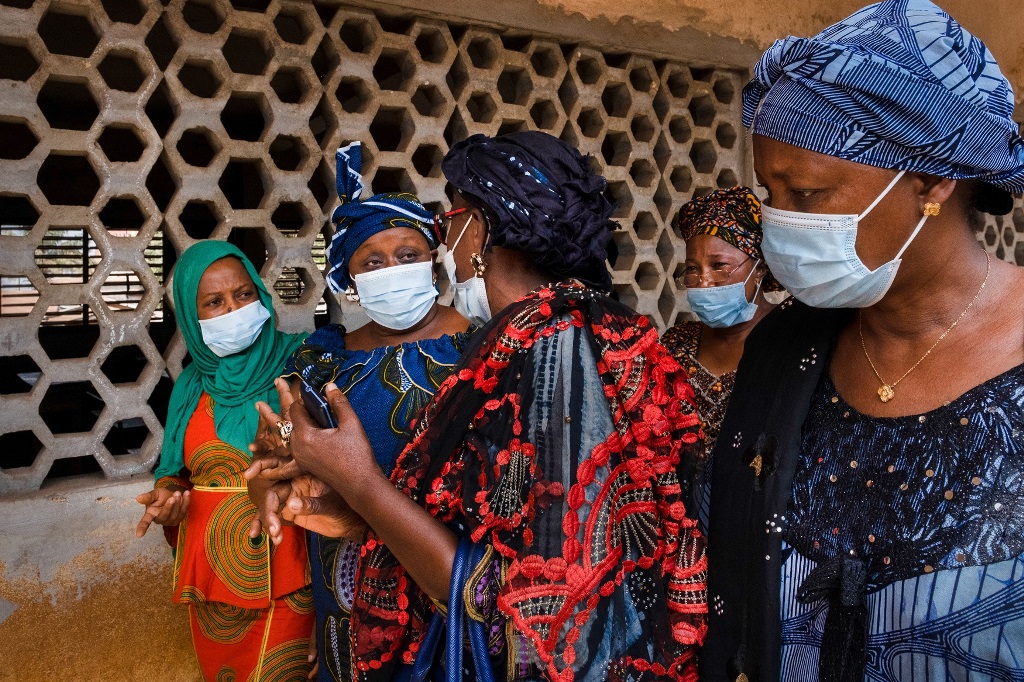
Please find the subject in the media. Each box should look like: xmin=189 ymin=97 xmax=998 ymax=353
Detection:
xmin=135 ymin=490 xmax=158 ymax=505
xmin=324 ymin=383 xmax=353 ymax=421
xmin=287 ymin=494 xmax=323 ymax=518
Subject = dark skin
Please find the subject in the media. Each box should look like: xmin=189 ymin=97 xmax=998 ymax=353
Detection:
xmin=134 ymin=256 xmax=259 ymax=537
xmin=754 ymin=135 xmax=1024 ymax=418
xmin=682 ymin=233 xmax=775 ymax=375
xmin=245 ymin=195 xmax=554 ymax=601
xmin=244 ymin=228 xmax=468 ymax=546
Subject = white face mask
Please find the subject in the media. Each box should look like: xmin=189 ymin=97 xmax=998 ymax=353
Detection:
xmin=442 ymin=216 xmax=491 ymax=327
xmin=352 ymin=260 xmax=438 ymax=331
xmin=198 ymin=300 xmax=271 ymax=357
xmin=760 ymin=170 xmax=928 ymax=309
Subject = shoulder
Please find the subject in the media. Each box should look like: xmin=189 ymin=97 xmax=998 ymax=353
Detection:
xmin=284 ymin=324 xmax=349 ymax=380
xmin=742 ymin=298 xmax=847 ymax=362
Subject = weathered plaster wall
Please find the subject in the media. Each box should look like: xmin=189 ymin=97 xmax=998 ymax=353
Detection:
xmin=541 ymin=0 xmax=1024 ymax=106
xmin=0 ymin=476 xmax=199 ymax=681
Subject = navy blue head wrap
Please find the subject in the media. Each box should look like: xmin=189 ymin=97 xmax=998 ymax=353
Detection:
xmin=325 ymin=142 xmax=438 ymax=292
xmin=743 ymin=0 xmax=1024 ymax=196
xmin=441 ymin=132 xmax=616 ymax=291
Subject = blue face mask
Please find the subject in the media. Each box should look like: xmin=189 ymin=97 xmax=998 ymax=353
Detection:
xmin=198 ymin=300 xmax=271 ymax=357
xmin=759 ymin=170 xmax=929 ymax=309
xmin=686 ymin=260 xmax=763 ymax=328
xmin=352 ymin=260 xmax=438 ymax=331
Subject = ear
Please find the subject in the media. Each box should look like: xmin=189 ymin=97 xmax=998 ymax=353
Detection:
xmin=913 ymin=173 xmax=957 ymax=208
xmin=469 ymin=208 xmax=489 ymax=252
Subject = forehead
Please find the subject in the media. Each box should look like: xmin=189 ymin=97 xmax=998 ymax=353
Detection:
xmin=198 ymin=256 xmax=253 ymax=290
xmin=685 ymin=233 xmax=747 ymax=259
xmin=753 ymin=135 xmax=866 ymax=179
xmin=352 ymin=226 xmax=430 ymax=256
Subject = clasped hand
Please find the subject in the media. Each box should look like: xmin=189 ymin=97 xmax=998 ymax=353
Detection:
xmin=244 ymin=378 xmax=377 ymax=545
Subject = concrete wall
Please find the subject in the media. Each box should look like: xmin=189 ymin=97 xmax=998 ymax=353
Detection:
xmin=0 ymin=476 xmax=198 ymax=680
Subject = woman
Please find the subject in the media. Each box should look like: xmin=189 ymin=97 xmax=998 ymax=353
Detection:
xmin=704 ymin=1 xmax=1024 ymax=679
xmin=251 ymin=132 xmax=708 ymax=681
xmin=661 ymin=187 xmax=778 ymax=529
xmin=264 ymin=141 xmax=471 ymax=682
xmin=134 ymin=241 xmax=312 ymax=682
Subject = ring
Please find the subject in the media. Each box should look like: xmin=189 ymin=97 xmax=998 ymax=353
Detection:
xmin=276 ymin=420 xmax=293 ymax=446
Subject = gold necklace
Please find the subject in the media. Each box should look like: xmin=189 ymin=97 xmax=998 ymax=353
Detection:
xmin=860 ymin=252 xmax=991 ymax=403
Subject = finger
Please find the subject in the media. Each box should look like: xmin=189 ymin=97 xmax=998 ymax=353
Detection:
xmin=276 ymin=377 xmax=295 ymax=415
xmin=325 ymin=383 xmax=357 ymax=426
xmin=257 ymin=458 xmax=301 ymax=481
xmin=244 ymin=455 xmax=284 ymax=480
xmin=135 ymin=505 xmax=162 ymax=537
xmin=248 ymin=515 xmax=263 ymax=539
xmin=286 ymin=494 xmax=323 ymax=517
xmin=256 ymin=400 xmax=283 ymax=427
xmin=135 ymin=490 xmax=158 ymax=505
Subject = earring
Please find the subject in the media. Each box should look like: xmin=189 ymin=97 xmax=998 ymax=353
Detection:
xmin=470 ymin=253 xmax=487 ymax=276
xmin=923 ymin=202 xmax=941 ymax=217
xmin=344 ymin=286 xmax=359 ymax=302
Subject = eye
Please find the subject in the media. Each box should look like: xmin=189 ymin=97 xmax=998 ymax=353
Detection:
xmin=237 ymin=289 xmax=253 ymax=300
xmin=206 ymin=297 xmax=221 ymax=307
xmin=682 ymin=264 xmax=699 ymax=274
xmin=712 ymin=261 xmax=730 ymax=270
xmin=793 ymin=189 xmax=817 ymax=198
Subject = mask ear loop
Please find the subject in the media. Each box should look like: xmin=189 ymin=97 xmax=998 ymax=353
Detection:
xmin=447 ymin=215 xmax=474 ymax=256
xmin=858 ymin=170 xmax=906 ymax=220
xmin=744 ymin=258 xmax=765 ymax=303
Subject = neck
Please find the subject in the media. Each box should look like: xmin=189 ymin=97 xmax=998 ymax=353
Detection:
xmin=482 ymin=246 xmax=556 ymax=314
xmin=861 ymin=228 xmax=989 ymax=340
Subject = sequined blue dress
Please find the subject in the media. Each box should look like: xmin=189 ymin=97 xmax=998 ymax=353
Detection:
xmin=284 ymin=324 xmax=471 ymax=682
xmin=780 ymin=369 xmax=1024 ymax=680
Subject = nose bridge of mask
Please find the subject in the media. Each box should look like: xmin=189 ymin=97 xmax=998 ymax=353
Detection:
xmin=354 ymin=260 xmax=433 ymax=289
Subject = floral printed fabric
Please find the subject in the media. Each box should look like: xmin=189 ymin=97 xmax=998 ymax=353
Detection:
xmin=349 ymin=281 xmax=708 ymax=681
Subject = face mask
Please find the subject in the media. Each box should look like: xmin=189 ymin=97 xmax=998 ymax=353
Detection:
xmin=760 ymin=170 xmax=928 ymax=308
xmin=442 ymin=216 xmax=491 ymax=327
xmin=686 ymin=260 xmax=763 ymax=328
xmin=352 ymin=261 xmax=438 ymax=331
xmin=198 ymin=300 xmax=271 ymax=357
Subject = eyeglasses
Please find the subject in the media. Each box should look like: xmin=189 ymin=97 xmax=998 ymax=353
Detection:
xmin=432 ymin=207 xmax=468 ymax=244
xmin=676 ymin=256 xmax=752 ymax=287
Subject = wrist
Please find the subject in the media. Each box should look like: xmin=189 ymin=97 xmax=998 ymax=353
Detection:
xmin=326 ymin=465 xmax=389 ymax=513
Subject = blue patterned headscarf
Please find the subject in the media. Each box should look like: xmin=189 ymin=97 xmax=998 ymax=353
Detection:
xmin=325 ymin=142 xmax=438 ymax=292
xmin=442 ymin=132 xmax=616 ymax=291
xmin=743 ymin=0 xmax=1024 ymax=195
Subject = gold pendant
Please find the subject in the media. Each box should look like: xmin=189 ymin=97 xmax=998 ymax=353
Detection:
xmin=878 ymin=384 xmax=895 ymax=402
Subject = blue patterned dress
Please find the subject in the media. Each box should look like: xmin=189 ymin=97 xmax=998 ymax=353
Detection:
xmin=780 ymin=368 xmax=1024 ymax=680
xmin=284 ymin=324 xmax=471 ymax=682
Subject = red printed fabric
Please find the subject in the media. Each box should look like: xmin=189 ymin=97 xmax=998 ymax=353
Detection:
xmin=350 ymin=282 xmax=708 ymax=682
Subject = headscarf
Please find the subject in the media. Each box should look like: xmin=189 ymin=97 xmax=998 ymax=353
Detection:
xmin=325 ymin=142 xmax=437 ymax=292
xmin=154 ymin=241 xmax=305 ymax=481
xmin=675 ymin=186 xmax=781 ymax=291
xmin=743 ymin=0 xmax=1024 ymax=198
xmin=441 ymin=131 xmax=617 ymax=290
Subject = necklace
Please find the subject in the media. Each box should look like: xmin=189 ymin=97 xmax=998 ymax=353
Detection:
xmin=860 ymin=252 xmax=991 ymax=403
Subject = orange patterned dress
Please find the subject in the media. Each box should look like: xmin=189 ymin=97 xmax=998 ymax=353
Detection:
xmin=158 ymin=393 xmax=313 ymax=681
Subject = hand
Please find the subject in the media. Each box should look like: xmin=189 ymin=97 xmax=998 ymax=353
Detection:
xmin=244 ymin=453 xmax=298 ymax=546
xmin=283 ymin=380 xmax=380 ymax=500
xmin=249 ymin=382 xmax=295 ymax=461
xmin=307 ymin=620 xmax=318 ymax=680
xmin=281 ymin=474 xmax=368 ymax=541
xmin=135 ymin=486 xmax=190 ymax=537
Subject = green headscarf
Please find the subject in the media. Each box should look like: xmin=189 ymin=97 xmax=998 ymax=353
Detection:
xmin=154 ymin=241 xmax=305 ymax=482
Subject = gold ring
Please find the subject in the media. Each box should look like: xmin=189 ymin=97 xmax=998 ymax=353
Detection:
xmin=276 ymin=420 xmax=293 ymax=446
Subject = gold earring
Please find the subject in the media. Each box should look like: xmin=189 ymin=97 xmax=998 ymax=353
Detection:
xmin=923 ymin=202 xmax=941 ymax=217
xmin=470 ymin=252 xmax=487 ymax=276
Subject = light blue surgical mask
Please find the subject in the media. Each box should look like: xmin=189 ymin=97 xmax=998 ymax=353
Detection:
xmin=352 ymin=260 xmax=438 ymax=331
xmin=442 ymin=216 xmax=491 ymax=327
xmin=198 ymin=300 xmax=271 ymax=357
xmin=760 ymin=170 xmax=929 ymax=309
xmin=686 ymin=260 xmax=763 ymax=328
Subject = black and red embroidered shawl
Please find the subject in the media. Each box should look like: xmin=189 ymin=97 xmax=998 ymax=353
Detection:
xmin=350 ymin=282 xmax=708 ymax=681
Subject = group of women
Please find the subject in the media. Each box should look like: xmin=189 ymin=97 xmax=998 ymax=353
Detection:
xmin=134 ymin=0 xmax=1024 ymax=680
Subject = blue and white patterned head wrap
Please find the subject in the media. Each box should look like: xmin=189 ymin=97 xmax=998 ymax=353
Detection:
xmin=325 ymin=142 xmax=438 ymax=292
xmin=743 ymin=0 xmax=1024 ymax=195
